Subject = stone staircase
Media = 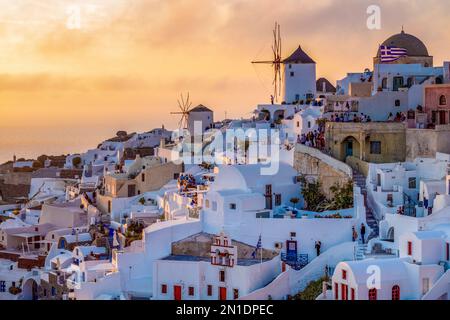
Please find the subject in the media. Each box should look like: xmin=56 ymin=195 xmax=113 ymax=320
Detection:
xmin=353 ymin=170 xmax=379 ymax=240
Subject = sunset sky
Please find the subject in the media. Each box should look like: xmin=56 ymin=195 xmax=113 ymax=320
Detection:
xmin=0 ymin=0 xmax=449 ymax=162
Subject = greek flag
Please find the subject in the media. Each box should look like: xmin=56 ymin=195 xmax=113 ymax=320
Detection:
xmin=252 ymin=235 xmax=262 ymax=258
xmin=380 ymin=45 xmax=408 ymax=63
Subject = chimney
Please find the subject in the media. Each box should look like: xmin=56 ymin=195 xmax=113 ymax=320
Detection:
xmin=322 ymin=81 xmax=326 ymax=93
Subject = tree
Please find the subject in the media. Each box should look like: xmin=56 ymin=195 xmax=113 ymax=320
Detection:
xmin=72 ymin=156 xmax=82 ymax=168
xmin=299 ymin=176 xmax=327 ymax=212
xmin=329 ymin=181 xmax=354 ymax=210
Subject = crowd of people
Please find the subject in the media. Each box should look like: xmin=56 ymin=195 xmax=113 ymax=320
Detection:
xmin=329 ymin=111 xmax=408 ymax=123
xmin=387 ymin=112 xmax=407 ymax=122
xmin=177 ymin=173 xmax=197 ymax=192
xmin=330 ymin=112 xmax=372 ymax=123
xmin=297 ymin=130 xmax=325 ymax=149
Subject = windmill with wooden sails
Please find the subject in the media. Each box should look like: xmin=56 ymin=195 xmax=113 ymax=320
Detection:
xmin=171 ymin=92 xmax=193 ymax=130
xmin=252 ymin=22 xmax=283 ymax=103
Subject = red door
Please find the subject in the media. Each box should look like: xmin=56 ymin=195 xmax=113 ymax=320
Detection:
xmin=174 ymin=285 xmax=182 ymax=300
xmin=341 ymin=284 xmax=348 ymax=300
xmin=219 ymin=287 xmax=227 ymax=300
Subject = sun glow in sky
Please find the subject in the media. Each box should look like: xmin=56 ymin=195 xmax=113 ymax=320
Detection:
xmin=0 ymin=0 xmax=449 ymax=162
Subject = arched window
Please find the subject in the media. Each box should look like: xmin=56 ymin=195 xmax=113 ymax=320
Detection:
xmin=392 ymin=285 xmax=400 ymax=300
xmin=439 ymin=95 xmax=447 ymax=106
xmin=368 ymin=288 xmax=377 ymax=300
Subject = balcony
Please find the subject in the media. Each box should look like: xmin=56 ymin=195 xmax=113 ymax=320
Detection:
xmin=281 ymin=253 xmax=309 ymax=270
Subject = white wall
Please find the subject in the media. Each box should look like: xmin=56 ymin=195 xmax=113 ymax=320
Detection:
xmin=283 ymin=63 xmax=316 ymax=103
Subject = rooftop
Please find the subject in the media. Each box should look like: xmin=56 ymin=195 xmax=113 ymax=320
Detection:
xmin=161 ymin=255 xmax=271 ymax=266
xmin=282 ymin=45 xmax=315 ymax=64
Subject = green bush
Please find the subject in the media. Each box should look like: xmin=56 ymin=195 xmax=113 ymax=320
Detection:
xmin=291 ymin=276 xmax=329 ymax=300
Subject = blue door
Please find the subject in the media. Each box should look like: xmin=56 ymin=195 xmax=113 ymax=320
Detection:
xmin=345 ymin=141 xmax=353 ymax=157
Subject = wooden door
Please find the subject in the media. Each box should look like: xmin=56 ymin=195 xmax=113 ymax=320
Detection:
xmin=174 ymin=285 xmax=182 ymax=300
xmin=341 ymin=284 xmax=348 ymax=300
xmin=219 ymin=287 xmax=227 ymax=300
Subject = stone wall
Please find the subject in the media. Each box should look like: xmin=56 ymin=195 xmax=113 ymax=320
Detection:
xmin=346 ymin=156 xmax=370 ymax=177
xmin=406 ymin=125 xmax=450 ymax=160
xmin=2 ymin=172 xmax=32 ymax=185
xmin=293 ymin=144 xmax=352 ymax=199
xmin=171 ymin=232 xmax=278 ymax=260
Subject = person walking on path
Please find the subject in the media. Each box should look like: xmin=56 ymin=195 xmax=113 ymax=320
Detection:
xmin=352 ymin=226 xmax=358 ymax=242
xmin=315 ymin=241 xmax=322 ymax=257
xmin=360 ymin=223 xmax=366 ymax=244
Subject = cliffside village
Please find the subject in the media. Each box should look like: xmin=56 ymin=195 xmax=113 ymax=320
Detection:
xmin=1 ymin=29 xmax=450 ymax=301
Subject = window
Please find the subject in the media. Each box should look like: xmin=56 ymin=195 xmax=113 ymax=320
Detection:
xmin=440 ymin=95 xmax=447 ymax=106
xmin=432 ymin=111 xmax=437 ymax=124
xmin=368 ymin=288 xmax=377 ymax=300
xmin=205 ymin=199 xmax=210 ymax=208
xmin=188 ymin=287 xmax=195 ymax=296
xmin=233 ymin=289 xmax=239 ymax=300
xmin=161 ymin=284 xmax=167 ymax=294
xmin=387 ymin=194 xmax=393 ymax=203
xmin=370 ymin=141 xmax=382 ymax=155
xmin=342 ymin=270 xmax=347 ymax=280
xmin=219 ymin=270 xmax=225 ymax=282
xmin=207 ymin=285 xmax=213 ymax=296
xmin=289 ymin=64 xmax=292 ymax=69
xmin=290 ymin=71 xmax=295 ymax=77
xmin=296 ymin=121 xmax=300 ymax=128
xmin=295 ymin=94 xmax=300 ymax=101
xmin=351 ymin=288 xmax=355 ymax=300
xmin=51 ymin=287 xmax=56 ymax=296
xmin=407 ymin=241 xmax=413 ymax=256
xmin=0 ymin=281 xmax=5 ymax=292
xmin=265 ymin=184 xmax=272 ymax=195
xmin=290 ymin=232 xmax=296 ymax=238
xmin=395 ymin=99 xmax=401 ymax=107
xmin=408 ymin=177 xmax=417 ymax=189
xmin=392 ymin=285 xmax=400 ymax=300
xmin=229 ymin=203 xmax=236 ymax=210
xmin=275 ymin=194 xmax=282 ymax=206
xmin=308 ymin=121 xmax=311 ymax=128
xmin=381 ymin=78 xmax=388 ymax=89
xmin=141 ymin=173 xmax=145 ymax=182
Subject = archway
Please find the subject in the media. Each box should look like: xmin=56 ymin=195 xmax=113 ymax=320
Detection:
xmin=22 ymin=278 xmax=39 ymax=300
xmin=258 ymin=109 xmax=271 ymax=121
xmin=387 ymin=227 xmax=395 ymax=242
xmin=340 ymin=136 xmax=360 ymax=161
xmin=273 ymin=110 xmax=285 ymax=121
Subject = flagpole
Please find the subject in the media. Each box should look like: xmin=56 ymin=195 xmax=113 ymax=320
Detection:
xmin=259 ymin=215 xmax=263 ymax=268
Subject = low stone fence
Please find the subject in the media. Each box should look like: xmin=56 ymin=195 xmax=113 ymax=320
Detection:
xmin=345 ymin=156 xmax=369 ymax=176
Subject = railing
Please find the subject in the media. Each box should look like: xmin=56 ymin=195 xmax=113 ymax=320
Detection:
xmin=281 ymin=253 xmax=309 ymax=270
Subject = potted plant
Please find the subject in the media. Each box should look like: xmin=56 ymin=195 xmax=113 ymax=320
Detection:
xmin=290 ymin=197 xmax=299 ymax=211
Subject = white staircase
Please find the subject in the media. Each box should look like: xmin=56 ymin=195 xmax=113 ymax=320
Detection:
xmin=354 ymin=243 xmax=368 ymax=261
